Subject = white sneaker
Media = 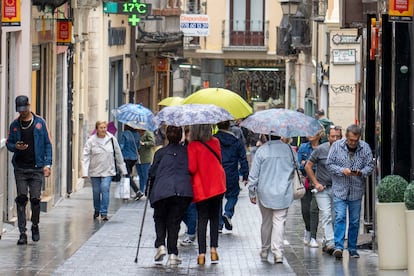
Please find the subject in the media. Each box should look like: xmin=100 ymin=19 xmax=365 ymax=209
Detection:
xmin=309 ymin=238 xmax=319 ymax=248
xmin=274 ymin=254 xmax=283 ymax=263
xmin=180 ymin=235 xmax=195 ymax=246
xmin=303 ymin=230 xmax=311 ymax=245
xmin=167 ymin=254 xmax=182 ymax=267
xmin=154 ymin=245 xmax=166 ymax=264
xmin=260 ymin=249 xmax=268 ymax=262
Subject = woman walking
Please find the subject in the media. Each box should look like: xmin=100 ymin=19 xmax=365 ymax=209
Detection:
xmin=148 ymin=126 xmax=193 ymax=267
xmin=81 ymin=120 xmax=127 ymax=221
xmin=187 ymin=124 xmax=226 ymax=265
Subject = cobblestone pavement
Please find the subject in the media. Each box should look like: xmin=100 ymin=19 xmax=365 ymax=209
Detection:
xmin=0 ymin=183 xmax=408 ymax=275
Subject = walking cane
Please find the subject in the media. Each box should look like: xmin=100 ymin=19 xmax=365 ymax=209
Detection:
xmin=134 ymin=179 xmax=151 ymax=263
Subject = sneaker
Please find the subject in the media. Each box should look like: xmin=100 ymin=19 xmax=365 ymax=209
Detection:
xmin=31 ymin=225 xmax=40 ymax=242
xmin=167 ymin=254 xmax=182 ymax=267
xmin=180 ymin=235 xmax=195 ymax=246
xmin=283 ymin=239 xmax=290 ymax=246
xmin=333 ymin=248 xmax=343 ymax=259
xmin=303 ymin=230 xmax=311 ymax=245
xmin=222 ymin=215 xmax=233 ymax=230
xmin=260 ymin=250 xmax=268 ymax=262
xmin=17 ymin=233 xmax=27 ymax=245
xmin=349 ymin=251 xmax=360 ymax=258
xmin=134 ymin=191 xmax=144 ymax=201
xmin=93 ymin=211 xmax=100 ymax=219
xmin=218 ymin=228 xmax=223 ymax=234
xmin=323 ymin=244 xmax=335 ymax=255
xmin=309 ymin=238 xmax=319 ymax=248
xmin=154 ymin=245 xmax=166 ymax=264
xmin=101 ymin=215 xmax=109 ymax=221
xmin=274 ymin=255 xmax=283 ymax=264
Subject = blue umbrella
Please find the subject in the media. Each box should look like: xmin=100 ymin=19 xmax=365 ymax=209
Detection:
xmin=112 ymin=103 xmax=157 ymax=131
xmin=154 ymin=104 xmax=234 ymax=127
xmin=240 ymin=108 xmax=323 ymax=137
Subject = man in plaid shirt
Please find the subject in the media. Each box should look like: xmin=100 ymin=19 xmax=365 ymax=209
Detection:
xmin=326 ymin=124 xmax=375 ymax=259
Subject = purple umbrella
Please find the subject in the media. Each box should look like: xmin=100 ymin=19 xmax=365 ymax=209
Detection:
xmin=91 ymin=121 xmax=117 ymax=136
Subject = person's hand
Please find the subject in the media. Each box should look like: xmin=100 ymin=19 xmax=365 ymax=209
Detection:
xmin=343 ymin=168 xmax=353 ymax=176
xmin=15 ymin=142 xmax=28 ymax=151
xmin=314 ymin=182 xmax=324 ymax=192
xmin=43 ymin=167 xmax=51 ymax=177
xmin=250 ymin=197 xmax=256 ymax=204
xmin=243 ymin=180 xmax=248 ymax=186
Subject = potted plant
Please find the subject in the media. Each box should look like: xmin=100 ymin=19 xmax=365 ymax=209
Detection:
xmin=376 ymin=175 xmax=408 ymax=270
xmin=404 ymin=181 xmax=414 ymax=276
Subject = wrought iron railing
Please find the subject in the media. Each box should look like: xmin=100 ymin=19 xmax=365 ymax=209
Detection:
xmin=222 ymin=20 xmax=269 ymax=49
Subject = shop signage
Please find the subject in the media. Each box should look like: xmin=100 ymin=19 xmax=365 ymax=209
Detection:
xmin=389 ymin=0 xmax=413 ymax=22
xmin=2 ymin=0 xmax=21 ymax=26
xmin=56 ymin=19 xmax=72 ymax=45
xmin=103 ymin=0 xmax=152 ymax=26
xmin=332 ymin=49 xmax=356 ymax=65
xmin=331 ymin=34 xmax=360 ymax=45
xmin=180 ymin=14 xmax=210 ymax=36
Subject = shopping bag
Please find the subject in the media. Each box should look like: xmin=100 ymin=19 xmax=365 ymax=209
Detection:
xmin=115 ymin=177 xmax=131 ymax=199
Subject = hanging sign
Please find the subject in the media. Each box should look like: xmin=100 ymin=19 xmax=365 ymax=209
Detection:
xmin=103 ymin=0 xmax=152 ymax=26
xmin=56 ymin=19 xmax=72 ymax=45
xmin=2 ymin=0 xmax=21 ymax=26
xmin=389 ymin=0 xmax=413 ymax=22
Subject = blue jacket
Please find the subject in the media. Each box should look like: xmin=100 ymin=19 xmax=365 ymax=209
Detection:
xmin=148 ymin=143 xmax=193 ymax=206
xmin=214 ymin=130 xmax=249 ymax=185
xmin=297 ymin=142 xmax=317 ymax=176
xmin=119 ymin=130 xmax=140 ymax=161
xmin=6 ymin=113 xmax=52 ymax=168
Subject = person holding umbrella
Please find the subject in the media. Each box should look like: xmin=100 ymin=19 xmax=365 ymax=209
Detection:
xmin=187 ymin=124 xmax=226 ymax=265
xmin=148 ymin=126 xmax=193 ymax=267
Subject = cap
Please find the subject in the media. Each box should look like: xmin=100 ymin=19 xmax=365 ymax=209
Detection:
xmin=15 ymin=95 xmax=29 ymax=112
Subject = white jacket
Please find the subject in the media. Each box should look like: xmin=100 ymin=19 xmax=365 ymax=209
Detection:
xmin=81 ymin=132 xmax=127 ymax=177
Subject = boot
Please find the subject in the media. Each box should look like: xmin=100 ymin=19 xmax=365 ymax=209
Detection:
xmin=31 ymin=225 xmax=40 ymax=242
xmin=17 ymin=233 xmax=27 ymax=245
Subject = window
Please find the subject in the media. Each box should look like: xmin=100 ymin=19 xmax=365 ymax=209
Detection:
xmin=230 ymin=0 xmax=264 ymax=46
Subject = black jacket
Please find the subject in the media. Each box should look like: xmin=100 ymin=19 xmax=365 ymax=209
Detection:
xmin=148 ymin=143 xmax=193 ymax=206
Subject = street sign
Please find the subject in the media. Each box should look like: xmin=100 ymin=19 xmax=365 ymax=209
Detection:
xmin=180 ymin=14 xmax=210 ymax=37
xmin=103 ymin=0 xmax=152 ymax=26
xmin=389 ymin=0 xmax=413 ymax=22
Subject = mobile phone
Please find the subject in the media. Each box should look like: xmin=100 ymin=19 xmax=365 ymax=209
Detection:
xmin=16 ymin=141 xmax=24 ymax=145
xmin=351 ymin=170 xmax=358 ymax=173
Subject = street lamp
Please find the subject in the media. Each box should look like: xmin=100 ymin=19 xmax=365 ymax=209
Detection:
xmin=279 ymin=0 xmax=301 ymax=16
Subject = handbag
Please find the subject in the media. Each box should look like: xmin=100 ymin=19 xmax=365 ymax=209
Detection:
xmin=111 ymin=138 xmax=121 ymax=182
xmin=115 ymin=177 xmax=131 ymax=199
xmin=288 ymin=145 xmax=306 ymax=200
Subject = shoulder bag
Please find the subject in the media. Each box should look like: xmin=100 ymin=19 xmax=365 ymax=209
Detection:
xmin=200 ymin=141 xmax=221 ymax=164
xmin=111 ymin=138 xmax=122 ymax=182
xmin=288 ymin=145 xmax=306 ymax=200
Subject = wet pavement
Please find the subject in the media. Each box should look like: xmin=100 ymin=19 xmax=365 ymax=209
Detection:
xmin=0 ymin=182 xmax=409 ymax=275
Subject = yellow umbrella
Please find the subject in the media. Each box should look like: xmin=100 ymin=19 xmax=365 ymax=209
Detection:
xmin=182 ymin=88 xmax=253 ymax=119
xmin=158 ymin=96 xmax=184 ymax=106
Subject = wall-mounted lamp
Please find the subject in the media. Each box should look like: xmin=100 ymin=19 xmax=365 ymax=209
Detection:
xmin=279 ymin=0 xmax=301 ymax=16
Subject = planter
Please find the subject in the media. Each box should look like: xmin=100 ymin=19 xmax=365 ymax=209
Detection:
xmin=376 ymin=202 xmax=407 ymax=270
xmin=406 ymin=210 xmax=414 ymax=276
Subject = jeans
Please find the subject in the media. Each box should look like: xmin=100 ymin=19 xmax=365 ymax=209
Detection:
xmin=258 ymin=200 xmax=288 ymax=257
xmin=182 ymin=203 xmax=197 ymax=235
xmin=301 ymin=188 xmax=319 ymax=239
xmin=90 ymin=176 xmax=112 ymax=216
xmin=333 ymin=196 xmax=362 ymax=252
xmin=196 ymin=194 xmax=224 ymax=254
xmin=219 ymin=181 xmax=240 ymax=229
xmin=136 ymin=163 xmax=150 ymax=192
xmin=14 ymin=168 xmax=43 ymax=233
xmin=314 ymin=187 xmax=335 ymax=246
xmin=153 ymin=196 xmax=192 ymax=255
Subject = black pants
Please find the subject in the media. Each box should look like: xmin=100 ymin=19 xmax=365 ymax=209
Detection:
xmin=153 ymin=196 xmax=192 ymax=255
xmin=301 ymin=189 xmax=319 ymax=239
xmin=14 ymin=168 xmax=43 ymax=233
xmin=124 ymin=160 xmax=140 ymax=193
xmin=196 ymin=194 xmax=224 ymax=254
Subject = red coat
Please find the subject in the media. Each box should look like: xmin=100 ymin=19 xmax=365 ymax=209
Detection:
xmin=188 ymin=138 xmax=226 ymax=203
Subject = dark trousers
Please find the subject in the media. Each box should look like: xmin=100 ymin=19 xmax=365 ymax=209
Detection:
xmin=196 ymin=194 xmax=224 ymax=254
xmin=14 ymin=168 xmax=43 ymax=233
xmin=153 ymin=196 xmax=192 ymax=255
xmin=124 ymin=160 xmax=140 ymax=193
xmin=301 ymin=189 xmax=319 ymax=239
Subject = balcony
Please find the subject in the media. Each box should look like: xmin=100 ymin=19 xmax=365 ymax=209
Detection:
xmin=222 ymin=20 xmax=269 ymax=51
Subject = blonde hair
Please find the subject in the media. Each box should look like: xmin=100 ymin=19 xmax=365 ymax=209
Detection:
xmin=95 ymin=120 xmax=108 ymax=130
xmin=189 ymin=124 xmax=213 ymax=142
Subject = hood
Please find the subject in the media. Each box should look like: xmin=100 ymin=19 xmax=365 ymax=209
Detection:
xmin=215 ymin=130 xmax=238 ymax=147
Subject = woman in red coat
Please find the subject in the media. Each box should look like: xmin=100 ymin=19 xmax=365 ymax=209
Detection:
xmin=187 ymin=124 xmax=226 ymax=265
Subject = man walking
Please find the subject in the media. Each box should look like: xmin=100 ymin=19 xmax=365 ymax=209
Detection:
xmin=326 ymin=124 xmax=374 ymax=259
xmin=305 ymin=125 xmax=342 ymax=255
xmin=6 ymin=95 xmax=52 ymax=245
xmin=214 ymin=121 xmax=249 ymax=232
